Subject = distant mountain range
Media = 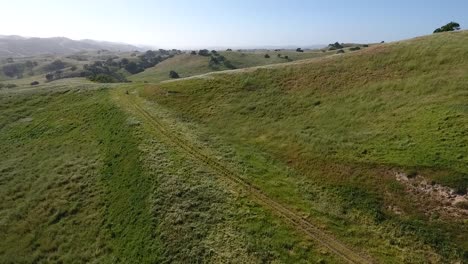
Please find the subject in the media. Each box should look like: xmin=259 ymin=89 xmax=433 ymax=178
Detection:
xmin=0 ymin=35 xmax=144 ymax=57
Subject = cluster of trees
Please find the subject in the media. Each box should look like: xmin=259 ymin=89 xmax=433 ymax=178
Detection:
xmin=328 ymin=42 xmax=344 ymax=50
xmin=44 ymin=49 xmax=181 ymax=83
xmin=207 ymin=50 xmax=235 ymax=70
xmin=434 ymin=22 xmax=461 ymax=33
xmin=2 ymin=60 xmax=38 ymax=78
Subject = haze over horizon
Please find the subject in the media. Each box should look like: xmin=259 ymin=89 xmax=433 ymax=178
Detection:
xmin=1 ymin=0 xmax=467 ymax=49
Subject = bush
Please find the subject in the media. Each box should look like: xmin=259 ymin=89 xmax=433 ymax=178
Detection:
xmin=190 ymin=51 xmax=197 ymax=55
xmin=43 ymin=60 xmax=66 ymax=71
xmin=264 ymin=54 xmax=270 ymax=58
xmin=284 ymin=55 xmax=289 ymax=60
xmin=277 ymin=54 xmax=281 ymax=57
xmin=70 ymin=65 xmax=78 ymax=71
xmin=125 ymin=62 xmax=143 ymax=74
xmin=296 ymin=48 xmax=304 ymax=52
xmin=434 ymin=22 xmax=461 ymax=33
xmin=198 ymin=49 xmax=210 ymax=56
xmin=350 ymin=47 xmax=361 ymax=51
xmin=89 ymin=74 xmax=117 ymax=83
xmin=169 ymin=70 xmax=180 ymax=79
xmin=30 ymin=81 xmax=39 ymax=86
xmin=328 ymin=42 xmax=343 ymax=50
xmin=45 ymin=73 xmax=54 ymax=81
xmin=2 ymin=63 xmax=25 ymax=78
xmin=337 ymin=49 xmax=345 ymax=54
xmin=226 ymin=48 xmax=232 ymax=51
xmin=363 ymin=44 xmax=369 ymax=47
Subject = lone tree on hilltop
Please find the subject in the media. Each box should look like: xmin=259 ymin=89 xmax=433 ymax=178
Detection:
xmin=434 ymin=22 xmax=461 ymax=33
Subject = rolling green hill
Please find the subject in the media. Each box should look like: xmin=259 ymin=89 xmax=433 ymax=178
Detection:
xmin=141 ymin=31 xmax=468 ymax=262
xmin=0 ymin=31 xmax=467 ymax=263
xmin=129 ymin=49 xmax=336 ymax=83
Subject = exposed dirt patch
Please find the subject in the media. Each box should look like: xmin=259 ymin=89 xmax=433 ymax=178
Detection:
xmin=395 ymin=172 xmax=468 ymax=219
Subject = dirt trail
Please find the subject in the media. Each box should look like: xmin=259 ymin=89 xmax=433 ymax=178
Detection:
xmin=118 ymin=93 xmax=374 ymax=264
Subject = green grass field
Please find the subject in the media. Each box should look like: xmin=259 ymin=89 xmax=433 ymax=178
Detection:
xmin=129 ymin=49 xmax=335 ymax=83
xmin=0 ymin=31 xmax=467 ymax=263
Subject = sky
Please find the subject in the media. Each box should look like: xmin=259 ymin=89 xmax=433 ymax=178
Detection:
xmin=1 ymin=0 xmax=467 ymax=49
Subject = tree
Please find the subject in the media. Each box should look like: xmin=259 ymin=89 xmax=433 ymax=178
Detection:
xmin=44 ymin=60 xmax=66 ymax=71
xmin=2 ymin=63 xmax=25 ymax=78
xmin=125 ymin=62 xmax=142 ymax=74
xmin=169 ymin=70 xmax=179 ymax=79
xmin=190 ymin=51 xmax=197 ymax=55
xmin=264 ymin=54 xmax=270 ymax=58
xmin=226 ymin=48 xmax=232 ymax=51
xmin=198 ymin=49 xmax=210 ymax=56
xmin=296 ymin=48 xmax=304 ymax=52
xmin=45 ymin=73 xmax=54 ymax=81
xmin=434 ymin=22 xmax=461 ymax=33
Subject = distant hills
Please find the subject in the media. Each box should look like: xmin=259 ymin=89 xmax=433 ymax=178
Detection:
xmin=0 ymin=35 xmax=143 ymax=57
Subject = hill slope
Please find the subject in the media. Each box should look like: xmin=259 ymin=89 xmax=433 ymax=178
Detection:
xmin=130 ymin=49 xmax=336 ymax=83
xmin=141 ymin=31 xmax=468 ymax=262
xmin=1 ymin=31 xmax=467 ymax=263
xmin=0 ymin=35 xmax=141 ymax=57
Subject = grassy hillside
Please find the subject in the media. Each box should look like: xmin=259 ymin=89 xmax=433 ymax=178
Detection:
xmin=1 ymin=31 xmax=467 ymax=263
xmin=0 ymin=86 xmax=345 ymax=263
xmin=130 ymin=49 xmax=335 ymax=83
xmin=141 ymin=31 xmax=468 ymax=262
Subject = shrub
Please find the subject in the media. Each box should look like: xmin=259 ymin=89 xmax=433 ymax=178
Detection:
xmin=2 ymin=63 xmax=25 ymax=78
xmin=30 ymin=81 xmax=39 ymax=86
xmin=44 ymin=60 xmax=66 ymax=71
xmin=169 ymin=70 xmax=180 ymax=79
xmin=89 ymin=73 xmax=117 ymax=83
xmin=226 ymin=48 xmax=232 ymax=51
xmin=190 ymin=51 xmax=197 ymax=55
xmin=296 ymin=48 xmax=304 ymax=52
xmin=284 ymin=55 xmax=289 ymax=60
xmin=337 ymin=49 xmax=345 ymax=54
xmin=198 ymin=49 xmax=210 ymax=56
xmin=264 ymin=54 xmax=270 ymax=58
xmin=70 ymin=65 xmax=77 ymax=71
xmin=363 ymin=44 xmax=369 ymax=47
xmin=350 ymin=47 xmax=361 ymax=51
xmin=45 ymin=73 xmax=54 ymax=81
xmin=328 ymin=42 xmax=343 ymax=50
xmin=434 ymin=22 xmax=461 ymax=33
xmin=277 ymin=54 xmax=281 ymax=57
xmin=125 ymin=62 xmax=143 ymax=74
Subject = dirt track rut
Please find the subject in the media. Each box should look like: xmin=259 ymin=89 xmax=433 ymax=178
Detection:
xmin=120 ymin=94 xmax=374 ymax=264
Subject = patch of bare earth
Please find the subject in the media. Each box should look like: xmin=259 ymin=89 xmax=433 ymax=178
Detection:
xmin=395 ymin=172 xmax=468 ymax=219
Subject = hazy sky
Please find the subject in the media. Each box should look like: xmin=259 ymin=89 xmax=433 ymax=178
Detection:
xmin=1 ymin=0 xmax=467 ymax=48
